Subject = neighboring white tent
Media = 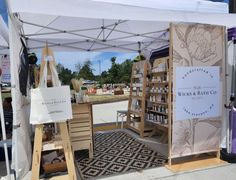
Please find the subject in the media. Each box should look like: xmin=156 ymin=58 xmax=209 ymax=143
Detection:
xmin=6 ymin=0 xmax=234 ymax=179
xmin=0 ymin=16 xmax=9 ymax=55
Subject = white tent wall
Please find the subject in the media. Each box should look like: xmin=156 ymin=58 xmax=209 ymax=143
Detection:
xmin=9 ymin=15 xmax=32 ymax=179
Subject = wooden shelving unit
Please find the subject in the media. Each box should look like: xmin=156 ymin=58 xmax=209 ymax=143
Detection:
xmin=127 ymin=61 xmax=153 ymax=137
xmin=145 ymin=57 xmax=172 ymax=143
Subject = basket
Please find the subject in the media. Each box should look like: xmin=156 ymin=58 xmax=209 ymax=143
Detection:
xmin=43 ymin=161 xmax=67 ymax=174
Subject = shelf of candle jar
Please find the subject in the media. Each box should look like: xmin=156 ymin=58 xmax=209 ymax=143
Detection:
xmin=132 ymin=84 xmax=143 ymax=88
xmin=149 ymin=70 xmax=168 ymax=74
xmin=147 ymin=101 xmax=168 ymax=105
xmin=129 ymin=109 xmax=142 ymax=116
xmin=148 ymin=81 xmax=169 ymax=85
xmin=147 ymin=92 xmax=168 ymax=95
xmin=132 ymin=74 xmax=143 ymax=78
xmin=148 ymin=110 xmax=168 ymax=116
xmin=131 ymin=95 xmax=143 ymax=100
xmin=145 ymin=119 xmax=169 ymax=129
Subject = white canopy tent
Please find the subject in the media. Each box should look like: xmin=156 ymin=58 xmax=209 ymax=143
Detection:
xmin=7 ymin=0 xmax=236 ymax=55
xmin=0 ymin=16 xmax=9 ymax=55
xmin=6 ymin=0 xmax=235 ymax=179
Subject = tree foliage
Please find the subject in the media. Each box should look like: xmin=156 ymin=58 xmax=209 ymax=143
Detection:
xmin=57 ymin=63 xmax=76 ymax=86
xmin=101 ymin=57 xmax=134 ymax=85
xmin=77 ymin=60 xmax=94 ymax=80
xmin=57 ymin=56 xmax=134 ymax=87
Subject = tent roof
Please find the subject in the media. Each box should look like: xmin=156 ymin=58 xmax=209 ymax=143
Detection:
xmin=7 ymin=0 xmax=234 ymax=54
xmin=0 ymin=16 xmax=9 ymax=55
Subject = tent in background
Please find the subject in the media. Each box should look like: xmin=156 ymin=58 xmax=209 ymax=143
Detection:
xmin=0 ymin=16 xmax=9 ymax=55
xmin=6 ymin=0 xmax=235 ymax=179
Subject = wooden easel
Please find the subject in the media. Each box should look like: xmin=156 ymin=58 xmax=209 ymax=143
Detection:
xmin=31 ymin=45 xmax=77 ymax=180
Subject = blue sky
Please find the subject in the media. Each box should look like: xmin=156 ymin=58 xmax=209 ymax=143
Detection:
xmin=36 ymin=51 xmax=137 ymax=75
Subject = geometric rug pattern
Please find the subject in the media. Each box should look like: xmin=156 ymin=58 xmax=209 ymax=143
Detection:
xmin=76 ymin=131 xmax=167 ymax=179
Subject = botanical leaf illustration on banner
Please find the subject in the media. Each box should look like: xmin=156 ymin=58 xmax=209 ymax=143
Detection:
xmin=173 ymin=24 xmax=222 ymax=66
xmin=171 ymin=23 xmax=224 ymax=158
xmin=172 ymin=118 xmax=221 ymax=156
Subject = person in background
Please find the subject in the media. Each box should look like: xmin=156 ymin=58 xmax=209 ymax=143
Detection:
xmin=3 ymin=97 xmax=13 ymax=139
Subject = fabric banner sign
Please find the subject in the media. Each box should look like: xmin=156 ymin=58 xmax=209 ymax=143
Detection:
xmin=0 ymin=55 xmax=11 ymax=83
xmin=171 ymin=23 xmax=224 ymax=158
xmin=30 ymin=86 xmax=72 ymax=124
xmin=175 ymin=66 xmax=220 ymax=121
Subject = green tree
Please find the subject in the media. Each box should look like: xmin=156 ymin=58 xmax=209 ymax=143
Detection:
xmin=77 ymin=60 xmax=95 ymax=80
xmin=100 ymin=70 xmax=109 ymax=84
xmin=120 ymin=59 xmax=133 ymax=84
xmin=57 ymin=63 xmax=76 ymax=86
xmin=107 ymin=57 xmax=121 ymax=83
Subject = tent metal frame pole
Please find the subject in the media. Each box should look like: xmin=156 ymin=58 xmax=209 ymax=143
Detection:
xmin=102 ymin=19 xmax=105 ymax=40
xmin=23 ymin=19 xmax=128 ymax=37
xmin=88 ymin=28 xmax=104 ymax=50
xmin=91 ymin=44 xmax=137 ymax=52
xmin=142 ymin=29 xmax=168 ymax=35
xmin=27 ymin=38 xmax=115 ymax=51
xmin=104 ymin=20 xmax=122 ymax=41
xmin=229 ymin=38 xmax=236 ymax=154
xmin=107 ymin=34 xmax=167 ymax=41
xmin=106 ymin=27 xmax=157 ymax=40
xmin=24 ymin=27 xmax=101 ymax=37
xmin=20 ymin=20 xmax=105 ymax=41
xmin=25 ymin=36 xmax=138 ymax=52
xmin=105 ymin=27 xmax=167 ymax=40
xmin=28 ymin=37 xmax=167 ymax=52
xmin=141 ymin=32 xmax=169 ymax=50
xmin=26 ymin=38 xmax=91 ymax=51
xmin=27 ymin=38 xmax=89 ymax=46
xmin=225 ymin=39 xmax=231 ymax=153
xmin=21 ymin=19 xmax=128 ymax=38
xmin=27 ymin=36 xmax=167 ymax=52
xmin=33 ymin=16 xmax=60 ymax=35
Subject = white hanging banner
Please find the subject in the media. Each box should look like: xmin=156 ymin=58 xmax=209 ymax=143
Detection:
xmin=0 ymin=55 xmax=11 ymax=83
xmin=175 ymin=66 xmax=220 ymax=121
xmin=30 ymin=86 xmax=72 ymax=124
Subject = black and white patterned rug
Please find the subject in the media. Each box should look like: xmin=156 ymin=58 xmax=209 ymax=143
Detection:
xmin=75 ymin=131 xmax=167 ymax=179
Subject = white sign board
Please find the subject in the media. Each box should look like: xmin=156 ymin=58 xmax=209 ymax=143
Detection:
xmin=30 ymin=86 xmax=72 ymax=124
xmin=0 ymin=55 xmax=11 ymax=83
xmin=175 ymin=66 xmax=220 ymax=121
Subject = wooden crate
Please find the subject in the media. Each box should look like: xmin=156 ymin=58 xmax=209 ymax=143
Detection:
xmin=69 ymin=103 xmax=94 ymax=158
